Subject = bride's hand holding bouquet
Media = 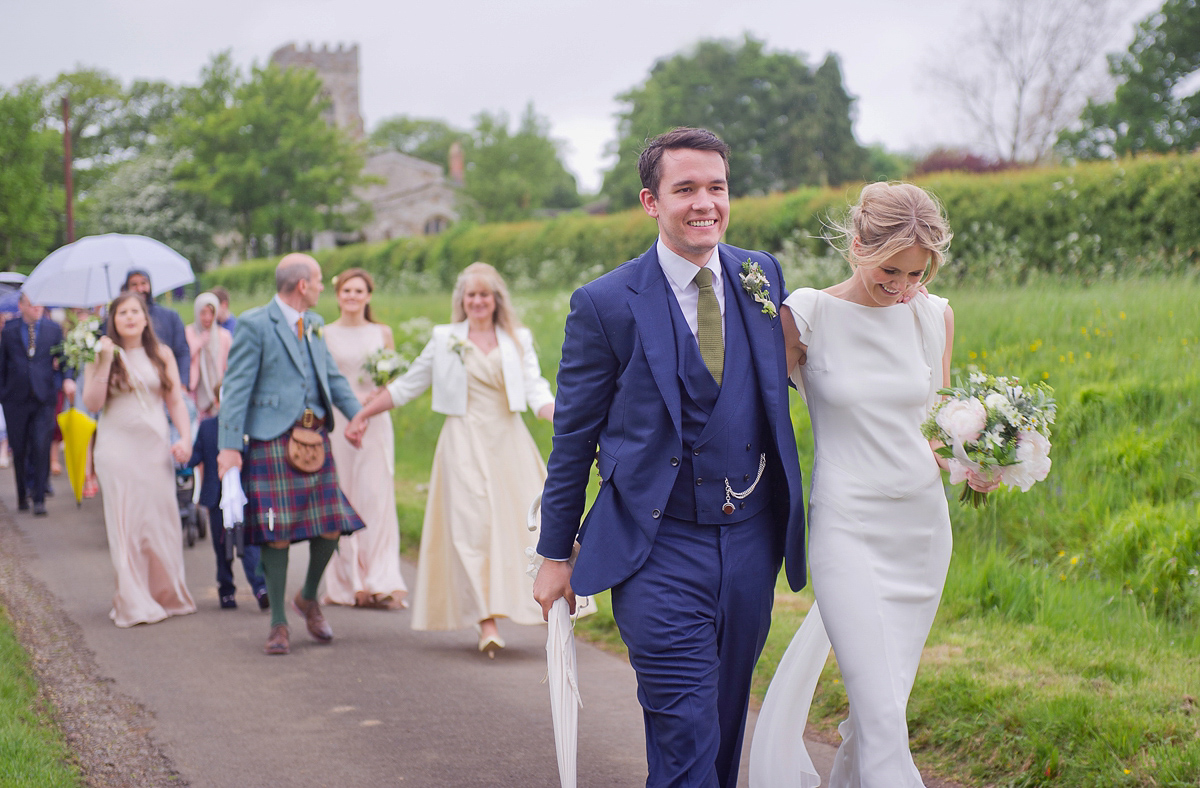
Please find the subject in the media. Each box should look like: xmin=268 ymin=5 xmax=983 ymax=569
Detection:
xmin=922 ymin=370 xmax=1057 ymax=506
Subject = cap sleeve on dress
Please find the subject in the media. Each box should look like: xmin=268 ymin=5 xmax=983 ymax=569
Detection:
xmin=782 ymin=288 xmax=820 ymax=346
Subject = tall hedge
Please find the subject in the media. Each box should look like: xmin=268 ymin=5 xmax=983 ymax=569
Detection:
xmin=203 ymin=154 xmax=1199 ymax=294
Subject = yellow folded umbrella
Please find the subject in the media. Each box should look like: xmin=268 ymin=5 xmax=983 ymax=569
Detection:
xmin=56 ymin=407 xmax=97 ymax=505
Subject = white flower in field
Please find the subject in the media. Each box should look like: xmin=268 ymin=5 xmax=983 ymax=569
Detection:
xmin=1005 ymin=430 xmax=1052 ymax=491
xmin=936 ymin=397 xmax=987 ymax=445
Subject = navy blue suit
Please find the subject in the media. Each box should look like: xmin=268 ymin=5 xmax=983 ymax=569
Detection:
xmin=538 ymin=243 xmax=806 ymax=787
xmin=0 ymin=316 xmax=66 ymax=507
xmin=188 ymin=417 xmax=265 ymax=600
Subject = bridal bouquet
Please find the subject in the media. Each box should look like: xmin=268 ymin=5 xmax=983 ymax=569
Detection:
xmin=362 ymin=347 xmax=408 ymax=388
xmin=921 ymin=371 xmax=1056 ymax=506
xmin=55 ymin=317 xmax=103 ymax=371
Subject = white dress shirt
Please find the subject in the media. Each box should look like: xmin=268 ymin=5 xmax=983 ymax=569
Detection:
xmin=656 ymin=238 xmax=725 ymax=340
xmin=273 ymin=295 xmax=304 ymax=340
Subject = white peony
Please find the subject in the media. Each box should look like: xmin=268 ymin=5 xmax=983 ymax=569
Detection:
xmin=936 ymin=397 xmax=987 ymax=445
xmin=1004 ymin=430 xmax=1052 ymax=491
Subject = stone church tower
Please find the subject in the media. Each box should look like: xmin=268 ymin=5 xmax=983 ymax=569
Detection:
xmin=269 ymin=42 xmax=364 ymax=138
xmin=268 ymin=41 xmax=458 ymax=248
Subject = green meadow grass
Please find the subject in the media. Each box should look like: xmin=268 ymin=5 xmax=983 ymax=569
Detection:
xmin=222 ymin=280 xmax=1200 ymax=785
xmin=0 ymin=613 xmax=80 ymax=787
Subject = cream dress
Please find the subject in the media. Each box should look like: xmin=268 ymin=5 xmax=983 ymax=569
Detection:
xmin=93 ymin=347 xmax=196 ymax=628
xmin=751 ymin=289 xmax=951 ymax=787
xmin=412 ymin=344 xmax=546 ymax=630
xmin=321 ymin=323 xmax=409 ymax=607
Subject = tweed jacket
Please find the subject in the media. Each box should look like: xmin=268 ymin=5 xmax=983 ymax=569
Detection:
xmin=218 ymin=300 xmax=360 ymax=451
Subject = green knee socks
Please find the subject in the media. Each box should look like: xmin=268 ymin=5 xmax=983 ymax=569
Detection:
xmin=260 ymin=546 xmax=290 ymax=628
xmin=302 ymin=536 xmax=339 ymax=601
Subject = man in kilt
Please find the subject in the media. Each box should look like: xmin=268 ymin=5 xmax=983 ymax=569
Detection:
xmin=217 ymin=254 xmax=365 ymax=655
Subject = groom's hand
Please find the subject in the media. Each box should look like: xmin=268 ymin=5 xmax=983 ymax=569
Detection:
xmin=533 ymin=559 xmax=576 ymax=619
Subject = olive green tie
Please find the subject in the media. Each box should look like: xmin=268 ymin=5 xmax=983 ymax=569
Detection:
xmin=694 ymin=267 xmax=723 ymax=385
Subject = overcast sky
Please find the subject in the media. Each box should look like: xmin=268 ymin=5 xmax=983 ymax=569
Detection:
xmin=1 ymin=0 xmax=1161 ymax=192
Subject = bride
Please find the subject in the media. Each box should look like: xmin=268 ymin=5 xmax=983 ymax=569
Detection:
xmin=752 ymin=182 xmax=995 ymax=786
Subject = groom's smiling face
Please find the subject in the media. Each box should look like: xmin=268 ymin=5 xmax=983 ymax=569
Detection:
xmin=640 ymin=148 xmax=729 ymax=266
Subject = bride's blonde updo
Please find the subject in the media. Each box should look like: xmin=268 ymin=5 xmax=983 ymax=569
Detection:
xmin=827 ymin=182 xmax=953 ymax=285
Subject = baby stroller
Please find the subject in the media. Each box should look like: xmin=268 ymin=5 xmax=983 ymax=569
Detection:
xmin=171 ymin=398 xmax=207 ymax=547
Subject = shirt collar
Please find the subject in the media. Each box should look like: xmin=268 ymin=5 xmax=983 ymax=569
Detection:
xmin=273 ymin=295 xmax=303 ymax=331
xmin=657 ymin=238 xmax=721 ymax=291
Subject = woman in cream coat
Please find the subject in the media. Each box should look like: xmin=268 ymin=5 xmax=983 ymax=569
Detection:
xmin=347 ymin=263 xmax=553 ymax=656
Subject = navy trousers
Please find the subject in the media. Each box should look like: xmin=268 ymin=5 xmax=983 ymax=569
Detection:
xmin=2 ymin=399 xmax=55 ymax=506
xmin=610 ymin=513 xmax=781 ymax=788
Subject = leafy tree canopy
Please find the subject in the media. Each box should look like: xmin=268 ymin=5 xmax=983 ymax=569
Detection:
xmin=1058 ymin=0 xmax=1200 ymax=158
xmin=0 ymin=84 xmax=60 ymax=267
xmin=369 ymin=115 xmax=468 ymax=170
xmin=600 ymin=35 xmax=869 ymax=209
xmin=458 ymin=104 xmax=581 ymax=223
xmin=170 ymin=54 xmax=369 ymax=257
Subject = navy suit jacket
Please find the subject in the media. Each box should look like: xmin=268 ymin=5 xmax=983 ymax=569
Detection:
xmin=0 ymin=317 xmax=66 ymax=405
xmin=537 ymin=243 xmax=807 ymax=596
xmin=187 ymin=416 xmax=221 ymax=508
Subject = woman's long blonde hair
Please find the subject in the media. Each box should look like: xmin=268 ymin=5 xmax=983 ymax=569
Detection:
xmin=451 ymin=262 xmax=521 ymax=335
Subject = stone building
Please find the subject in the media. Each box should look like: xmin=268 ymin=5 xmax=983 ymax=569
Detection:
xmin=268 ymin=42 xmax=458 ymax=249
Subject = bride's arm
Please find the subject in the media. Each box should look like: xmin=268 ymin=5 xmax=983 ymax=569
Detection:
xmin=780 ymin=305 xmax=808 ymax=375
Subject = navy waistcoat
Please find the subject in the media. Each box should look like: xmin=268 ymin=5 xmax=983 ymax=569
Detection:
xmin=663 ymin=277 xmax=773 ymax=524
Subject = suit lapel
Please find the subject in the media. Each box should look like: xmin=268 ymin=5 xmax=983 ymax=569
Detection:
xmin=720 ymin=247 xmax=783 ymax=417
xmin=268 ymin=301 xmax=306 ymax=374
xmin=627 ymin=247 xmax=682 ymax=437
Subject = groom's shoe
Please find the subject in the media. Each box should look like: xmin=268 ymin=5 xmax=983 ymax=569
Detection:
xmin=264 ymin=624 xmax=290 ymax=655
xmin=293 ymin=592 xmax=333 ymax=643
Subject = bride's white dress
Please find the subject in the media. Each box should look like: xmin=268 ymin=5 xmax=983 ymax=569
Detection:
xmin=751 ymin=288 xmax=951 ymax=787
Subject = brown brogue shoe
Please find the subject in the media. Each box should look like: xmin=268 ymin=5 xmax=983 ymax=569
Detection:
xmin=293 ymin=592 xmax=333 ymax=643
xmin=264 ymin=624 xmax=290 ymax=655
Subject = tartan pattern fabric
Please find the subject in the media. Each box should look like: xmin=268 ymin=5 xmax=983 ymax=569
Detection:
xmin=242 ymin=430 xmax=365 ymax=544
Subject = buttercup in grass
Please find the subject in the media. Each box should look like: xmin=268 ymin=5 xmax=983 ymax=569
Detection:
xmin=921 ymin=370 xmax=1056 ymax=506
xmin=55 ymin=317 xmax=102 ymax=371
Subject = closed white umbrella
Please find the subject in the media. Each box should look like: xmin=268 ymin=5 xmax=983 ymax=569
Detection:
xmin=23 ymin=233 xmax=194 ymax=307
xmin=527 ymin=493 xmax=583 ymax=788
xmin=220 ymin=468 xmax=250 ymax=562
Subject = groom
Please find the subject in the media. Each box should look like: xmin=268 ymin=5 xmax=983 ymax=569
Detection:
xmin=534 ymin=127 xmax=806 ymax=787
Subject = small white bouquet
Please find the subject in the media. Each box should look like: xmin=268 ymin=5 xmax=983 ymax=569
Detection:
xmin=921 ymin=370 xmax=1056 ymax=506
xmin=362 ymin=347 xmax=408 ymax=388
xmin=55 ymin=317 xmax=102 ymax=371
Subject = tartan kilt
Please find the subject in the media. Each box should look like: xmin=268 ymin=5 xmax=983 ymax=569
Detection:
xmin=242 ymin=430 xmax=365 ymax=544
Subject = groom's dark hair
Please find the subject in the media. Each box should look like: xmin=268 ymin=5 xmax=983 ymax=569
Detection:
xmin=638 ymin=127 xmax=730 ymax=198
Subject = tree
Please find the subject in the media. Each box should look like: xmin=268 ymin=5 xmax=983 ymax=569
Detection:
xmin=458 ymin=104 xmax=581 ymax=222
xmin=80 ymin=148 xmax=227 ymax=268
xmin=170 ymin=55 xmax=369 ymax=256
xmin=600 ymin=35 xmax=869 ymax=209
xmin=0 ymin=84 xmax=59 ymax=267
xmin=932 ymin=0 xmax=1121 ymax=164
xmin=369 ymin=115 xmax=468 ymax=170
xmin=42 ymin=68 xmax=129 ymax=190
xmin=1058 ymin=0 xmax=1200 ymax=158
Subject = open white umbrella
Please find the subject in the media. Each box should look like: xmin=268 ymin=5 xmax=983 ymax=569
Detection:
xmin=23 ymin=233 xmax=194 ymax=307
xmin=526 ymin=493 xmax=584 ymax=788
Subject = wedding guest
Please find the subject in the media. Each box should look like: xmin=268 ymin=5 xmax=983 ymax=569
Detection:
xmin=185 ymin=292 xmax=232 ymax=419
xmin=753 ymin=181 xmax=996 ymax=786
xmin=320 ymin=268 xmax=408 ymax=610
xmin=216 ymin=254 xmax=364 ymax=656
xmin=210 ymin=286 xmax=237 ymax=334
xmin=346 ymin=262 xmax=554 ymax=656
xmin=122 ymin=269 xmax=190 ymax=389
xmin=82 ymin=293 xmax=195 ymax=627
xmin=0 ymin=293 xmax=76 ymax=516
xmin=187 ymin=388 xmax=268 ymax=611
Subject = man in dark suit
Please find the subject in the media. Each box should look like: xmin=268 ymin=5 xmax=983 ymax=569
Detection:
xmin=0 ymin=293 xmax=75 ymax=516
xmin=123 ymin=269 xmax=190 ymax=389
xmin=533 ymin=128 xmax=807 ymax=787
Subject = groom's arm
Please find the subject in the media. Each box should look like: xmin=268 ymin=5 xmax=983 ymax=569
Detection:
xmin=538 ymin=286 xmax=620 ymax=561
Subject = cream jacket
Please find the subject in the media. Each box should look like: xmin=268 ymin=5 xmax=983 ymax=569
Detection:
xmin=386 ymin=322 xmax=554 ymax=416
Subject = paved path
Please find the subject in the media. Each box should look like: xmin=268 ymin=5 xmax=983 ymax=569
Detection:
xmin=0 ymin=474 xmax=840 ymax=787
